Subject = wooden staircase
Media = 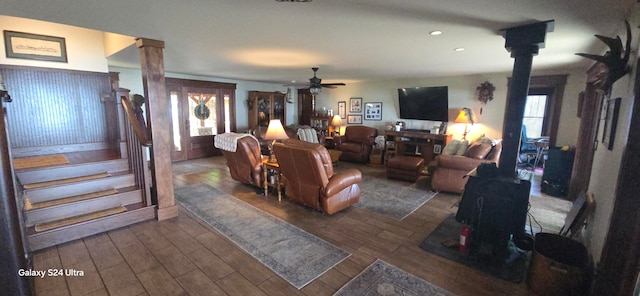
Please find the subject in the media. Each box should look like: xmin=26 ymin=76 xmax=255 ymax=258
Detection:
xmin=15 ymin=156 xmax=155 ymax=251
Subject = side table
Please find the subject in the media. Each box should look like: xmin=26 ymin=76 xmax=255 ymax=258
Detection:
xmin=262 ymin=160 xmax=283 ymax=202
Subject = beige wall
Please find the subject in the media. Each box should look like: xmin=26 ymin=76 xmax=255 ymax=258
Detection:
xmin=0 ymin=16 xmax=109 ymax=73
xmin=584 ymin=17 xmax=639 ymax=262
xmin=316 ymin=69 xmax=586 ymax=146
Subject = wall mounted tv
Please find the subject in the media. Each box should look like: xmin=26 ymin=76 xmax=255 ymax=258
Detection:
xmin=398 ymin=86 xmax=449 ymax=121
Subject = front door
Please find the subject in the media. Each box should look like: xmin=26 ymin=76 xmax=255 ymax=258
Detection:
xmin=170 ymin=86 xmax=233 ymax=161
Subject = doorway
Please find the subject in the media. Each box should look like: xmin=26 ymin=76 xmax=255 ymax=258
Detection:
xmin=166 ymin=78 xmax=236 ymax=161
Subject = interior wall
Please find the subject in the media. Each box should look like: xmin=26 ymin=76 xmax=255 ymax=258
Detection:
xmin=110 ymin=67 xmax=291 ymax=131
xmin=317 ymin=69 xmax=585 ymax=145
xmin=584 ymin=17 xmax=640 ymax=263
xmin=0 ymin=16 xmax=108 ymax=73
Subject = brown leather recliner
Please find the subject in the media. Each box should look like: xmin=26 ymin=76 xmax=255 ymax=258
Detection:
xmin=219 ymin=135 xmax=265 ymax=187
xmin=431 ymin=140 xmax=502 ymax=193
xmin=273 ymin=139 xmax=361 ymax=215
xmin=334 ymin=126 xmax=378 ymax=163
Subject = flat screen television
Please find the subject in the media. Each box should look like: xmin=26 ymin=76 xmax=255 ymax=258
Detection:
xmin=398 ymin=86 xmax=449 ymax=121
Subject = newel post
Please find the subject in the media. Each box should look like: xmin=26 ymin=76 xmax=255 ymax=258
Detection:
xmin=136 ymin=38 xmax=178 ymax=220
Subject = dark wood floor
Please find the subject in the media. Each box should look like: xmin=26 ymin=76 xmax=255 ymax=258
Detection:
xmin=31 ymin=156 xmax=567 ymax=296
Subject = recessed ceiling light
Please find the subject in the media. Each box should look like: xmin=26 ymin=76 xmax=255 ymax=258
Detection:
xmin=454 ymin=47 xmax=465 ymax=52
xmin=429 ymin=30 xmax=443 ymax=36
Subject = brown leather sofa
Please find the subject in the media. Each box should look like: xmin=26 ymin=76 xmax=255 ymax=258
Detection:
xmin=334 ymin=126 xmax=378 ymax=163
xmin=219 ymin=135 xmax=265 ymax=187
xmin=431 ymin=140 xmax=502 ymax=193
xmin=273 ymin=139 xmax=361 ymax=214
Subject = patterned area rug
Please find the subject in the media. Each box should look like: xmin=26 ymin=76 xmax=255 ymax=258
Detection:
xmin=174 ymin=183 xmax=350 ymax=289
xmin=337 ymin=163 xmax=437 ymax=220
xmin=334 ymin=259 xmax=455 ymax=296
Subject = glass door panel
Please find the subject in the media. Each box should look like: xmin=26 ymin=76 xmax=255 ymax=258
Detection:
xmin=257 ymin=94 xmax=271 ymax=127
xmin=170 ymin=90 xmax=187 ymax=161
xmin=273 ymin=93 xmax=285 ymax=122
xmin=188 ymin=92 xmax=218 ymax=137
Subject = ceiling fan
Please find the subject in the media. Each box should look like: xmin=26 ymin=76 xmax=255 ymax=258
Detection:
xmin=287 ymin=67 xmax=345 ymax=95
xmin=307 ymin=67 xmax=345 ymax=90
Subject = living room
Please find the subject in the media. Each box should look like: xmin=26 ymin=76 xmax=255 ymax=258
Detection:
xmin=1 ymin=1 xmax=639 ymax=295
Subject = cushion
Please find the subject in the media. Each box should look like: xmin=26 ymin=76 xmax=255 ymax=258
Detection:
xmin=297 ymin=128 xmax=319 ymax=143
xmin=463 ymin=142 xmax=493 ymax=159
xmin=455 ymin=140 xmax=469 ymax=156
xmin=442 ymin=140 xmax=460 ymax=155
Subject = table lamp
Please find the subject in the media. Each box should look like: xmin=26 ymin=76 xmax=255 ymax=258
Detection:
xmin=264 ymin=119 xmax=289 ymax=162
xmin=454 ymin=107 xmax=477 ymax=140
xmin=331 ymin=115 xmax=343 ymax=136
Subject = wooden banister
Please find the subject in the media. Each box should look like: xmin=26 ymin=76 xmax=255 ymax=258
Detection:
xmin=120 ymin=95 xmax=152 ymax=147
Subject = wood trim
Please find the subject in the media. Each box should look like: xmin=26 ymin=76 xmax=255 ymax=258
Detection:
xmin=165 ymin=77 xmax=236 ymax=90
xmin=11 ymin=142 xmax=109 ymax=158
xmin=568 ymin=85 xmax=602 ymax=201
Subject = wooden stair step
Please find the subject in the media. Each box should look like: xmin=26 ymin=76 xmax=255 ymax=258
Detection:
xmin=28 ymin=203 xmax=156 ymax=251
xmin=23 ymin=172 xmax=111 ymax=190
xmin=34 ymin=206 xmax=127 ymax=232
xmin=25 ymin=189 xmax=119 ymax=210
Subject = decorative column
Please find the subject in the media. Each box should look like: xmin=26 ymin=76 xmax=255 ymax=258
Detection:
xmin=136 ymin=38 xmax=178 ymax=220
xmin=499 ymin=21 xmax=554 ymax=177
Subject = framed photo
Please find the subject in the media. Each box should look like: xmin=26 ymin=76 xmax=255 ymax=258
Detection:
xmin=364 ymin=102 xmax=382 ymax=121
xmin=347 ymin=114 xmax=362 ymax=124
xmin=338 ymin=101 xmax=346 ymax=119
xmin=349 ymin=97 xmax=362 ymax=113
xmin=602 ymin=97 xmax=621 ymax=150
xmin=4 ymin=30 xmax=68 ymax=63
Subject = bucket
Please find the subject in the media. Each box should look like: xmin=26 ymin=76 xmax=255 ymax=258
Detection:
xmin=527 ymin=233 xmax=590 ymax=296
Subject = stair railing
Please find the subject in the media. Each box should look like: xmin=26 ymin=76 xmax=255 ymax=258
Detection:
xmin=118 ymin=90 xmax=153 ymax=206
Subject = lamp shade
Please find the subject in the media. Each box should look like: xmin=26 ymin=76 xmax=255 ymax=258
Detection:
xmin=264 ymin=119 xmax=289 ymax=140
xmin=331 ymin=115 xmax=343 ymax=126
xmin=454 ymin=108 xmax=477 ymax=124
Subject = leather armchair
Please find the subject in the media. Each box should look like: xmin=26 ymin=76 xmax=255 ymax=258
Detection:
xmin=219 ymin=135 xmax=265 ymax=187
xmin=334 ymin=126 xmax=378 ymax=163
xmin=251 ymin=125 xmax=324 ymax=155
xmin=273 ymin=139 xmax=361 ymax=215
xmin=431 ymin=140 xmax=502 ymax=194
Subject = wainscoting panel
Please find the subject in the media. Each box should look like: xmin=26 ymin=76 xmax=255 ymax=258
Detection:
xmin=0 ymin=66 xmax=111 ymax=149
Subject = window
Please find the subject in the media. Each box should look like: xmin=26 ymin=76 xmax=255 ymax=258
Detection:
xmin=523 ymin=94 xmax=547 ymax=138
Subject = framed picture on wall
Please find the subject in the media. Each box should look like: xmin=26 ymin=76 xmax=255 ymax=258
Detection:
xmin=338 ymin=101 xmax=346 ymax=118
xmin=349 ymin=97 xmax=362 ymax=112
xmin=364 ymin=102 xmax=382 ymax=120
xmin=4 ymin=30 xmax=68 ymax=63
xmin=347 ymin=114 xmax=362 ymax=124
xmin=602 ymin=97 xmax=621 ymax=150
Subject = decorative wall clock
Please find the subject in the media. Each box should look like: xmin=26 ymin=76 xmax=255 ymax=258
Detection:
xmin=477 ymin=81 xmax=495 ymax=104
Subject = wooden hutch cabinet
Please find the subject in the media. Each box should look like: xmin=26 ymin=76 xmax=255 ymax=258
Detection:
xmin=248 ymin=91 xmax=286 ymax=128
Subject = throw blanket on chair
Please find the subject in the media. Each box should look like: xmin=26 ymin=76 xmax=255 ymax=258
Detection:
xmin=214 ymin=133 xmax=258 ymax=152
xmin=297 ymin=128 xmax=319 ymax=143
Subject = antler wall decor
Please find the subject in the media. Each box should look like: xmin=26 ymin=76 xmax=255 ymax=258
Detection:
xmin=576 ymin=20 xmax=632 ymax=93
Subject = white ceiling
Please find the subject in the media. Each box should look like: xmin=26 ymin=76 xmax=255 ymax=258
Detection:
xmin=2 ymin=0 xmax=637 ymax=85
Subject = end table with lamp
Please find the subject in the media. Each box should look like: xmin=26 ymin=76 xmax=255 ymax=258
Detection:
xmin=262 ymin=119 xmax=289 ymax=200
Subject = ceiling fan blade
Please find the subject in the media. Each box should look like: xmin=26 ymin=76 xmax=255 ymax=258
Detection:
xmin=321 ymin=83 xmax=346 ymax=89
